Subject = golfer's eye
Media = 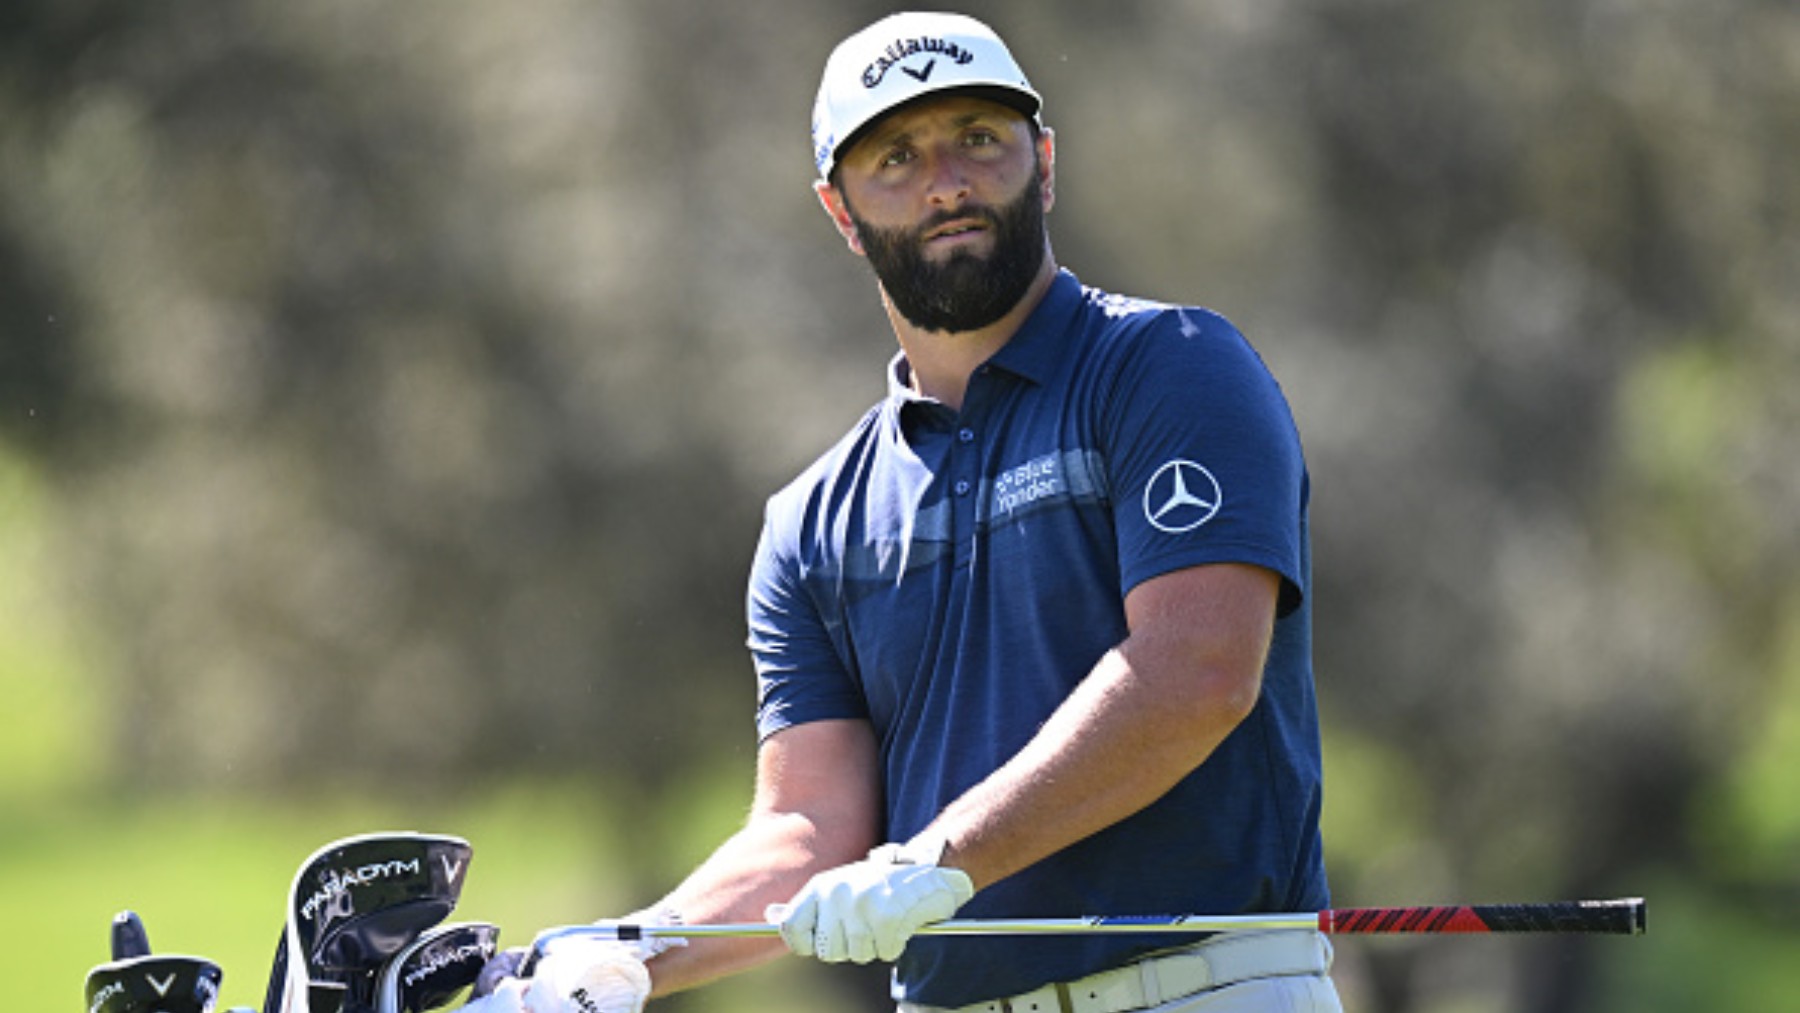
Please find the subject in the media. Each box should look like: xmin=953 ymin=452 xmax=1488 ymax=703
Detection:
xmin=963 ymin=129 xmax=999 ymax=147
xmin=879 ymin=147 xmax=915 ymax=168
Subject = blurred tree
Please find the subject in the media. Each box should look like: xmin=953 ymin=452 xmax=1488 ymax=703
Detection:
xmin=2 ymin=1 xmax=1796 ymax=1010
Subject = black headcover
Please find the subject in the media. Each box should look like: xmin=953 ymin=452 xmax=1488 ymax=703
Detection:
xmin=266 ymin=832 xmax=473 ymax=1013
xmin=291 ymin=833 xmax=473 ymax=973
xmin=111 ymin=910 xmax=154 ymax=961
xmin=375 ymin=922 xmax=501 ymax=1013
xmin=86 ymin=954 xmax=224 ymax=1013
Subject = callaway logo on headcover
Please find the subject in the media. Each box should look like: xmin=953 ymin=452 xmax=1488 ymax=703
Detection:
xmin=862 ymin=36 xmax=975 ymax=88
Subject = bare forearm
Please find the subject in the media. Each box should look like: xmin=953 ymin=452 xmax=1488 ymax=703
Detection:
xmin=928 ymin=566 xmax=1276 ymax=890
xmin=931 ymin=647 xmax=1255 ymax=888
xmin=641 ymin=813 xmax=839 ymax=995
xmin=646 ymin=720 xmax=882 ymax=996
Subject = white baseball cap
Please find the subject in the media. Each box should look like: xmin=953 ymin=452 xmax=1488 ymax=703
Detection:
xmin=811 ymin=12 xmax=1042 ymax=179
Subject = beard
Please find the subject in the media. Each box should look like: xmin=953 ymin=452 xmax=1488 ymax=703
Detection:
xmin=845 ymin=166 xmax=1048 ymax=334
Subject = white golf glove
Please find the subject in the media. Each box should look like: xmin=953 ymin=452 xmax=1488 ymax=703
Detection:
xmin=459 ymin=977 xmax=529 ymax=1013
xmin=527 ymin=935 xmax=654 ymax=1013
xmin=772 ymin=840 xmax=975 ymax=964
xmin=460 ymin=907 xmax=685 ymax=1013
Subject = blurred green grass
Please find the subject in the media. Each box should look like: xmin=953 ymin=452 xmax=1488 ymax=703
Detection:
xmin=0 ymin=449 xmax=852 ymax=1012
xmin=0 ymin=784 xmax=856 ymax=1012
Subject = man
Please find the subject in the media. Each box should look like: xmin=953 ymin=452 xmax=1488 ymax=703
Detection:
xmin=471 ymin=11 xmax=1340 ymax=1013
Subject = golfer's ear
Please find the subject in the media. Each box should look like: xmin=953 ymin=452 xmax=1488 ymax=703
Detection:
xmin=1037 ymin=127 xmax=1056 ymax=213
xmin=815 ymin=179 xmax=865 ymax=256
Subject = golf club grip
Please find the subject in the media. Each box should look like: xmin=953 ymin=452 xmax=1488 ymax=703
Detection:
xmin=1323 ymin=898 xmax=1646 ymax=935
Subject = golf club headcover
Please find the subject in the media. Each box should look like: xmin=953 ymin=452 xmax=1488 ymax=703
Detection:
xmin=375 ymin=922 xmax=500 ymax=1013
xmin=111 ymin=910 xmax=154 ymax=961
xmin=86 ymin=954 xmax=224 ymax=1013
xmin=293 ymin=834 xmax=474 ymax=974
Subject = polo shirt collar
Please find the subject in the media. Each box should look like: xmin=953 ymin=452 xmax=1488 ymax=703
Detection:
xmin=885 ymin=268 xmax=1084 ymax=405
xmin=983 ymin=268 xmax=1083 ymax=385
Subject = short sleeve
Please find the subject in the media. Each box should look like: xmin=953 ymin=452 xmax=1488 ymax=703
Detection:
xmin=748 ymin=502 xmax=869 ymax=741
xmin=1100 ymin=308 xmax=1307 ymax=614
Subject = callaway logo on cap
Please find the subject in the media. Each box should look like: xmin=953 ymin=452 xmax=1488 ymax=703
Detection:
xmin=812 ymin=12 xmax=1042 ymax=178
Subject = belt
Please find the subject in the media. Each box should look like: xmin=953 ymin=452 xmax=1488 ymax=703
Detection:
xmin=899 ymin=930 xmax=1332 ymax=1013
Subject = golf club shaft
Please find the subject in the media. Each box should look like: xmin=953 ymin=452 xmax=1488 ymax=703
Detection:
xmin=555 ymin=898 xmax=1645 ymax=943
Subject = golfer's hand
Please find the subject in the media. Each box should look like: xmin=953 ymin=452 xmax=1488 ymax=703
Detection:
xmin=772 ymin=842 xmax=975 ymax=963
xmin=461 ymin=908 xmax=685 ymax=1013
xmin=536 ymin=936 xmax=655 ymax=1013
xmin=467 ymin=947 xmax=527 ymax=1003
xmin=458 ymin=977 xmax=528 ymax=1013
xmin=457 ymin=938 xmax=651 ymax=1013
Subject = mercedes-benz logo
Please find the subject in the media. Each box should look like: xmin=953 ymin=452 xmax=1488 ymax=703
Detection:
xmin=1143 ymin=459 xmax=1221 ymax=533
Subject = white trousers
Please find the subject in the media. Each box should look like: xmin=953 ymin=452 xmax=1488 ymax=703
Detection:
xmin=1142 ymin=973 xmax=1342 ymax=1012
xmin=900 ymin=976 xmax=1340 ymax=1013
xmin=898 ymin=930 xmax=1342 ymax=1013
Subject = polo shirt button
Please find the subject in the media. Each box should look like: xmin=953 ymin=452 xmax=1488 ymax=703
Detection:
xmin=954 ymin=479 xmax=971 ymax=496
xmin=958 ymin=428 xmax=975 ymax=443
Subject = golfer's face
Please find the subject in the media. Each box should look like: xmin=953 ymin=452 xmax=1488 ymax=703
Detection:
xmin=833 ymin=95 xmax=1046 ymax=264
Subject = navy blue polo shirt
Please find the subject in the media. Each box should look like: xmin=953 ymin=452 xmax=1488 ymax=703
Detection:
xmin=748 ymin=269 xmax=1327 ymax=1007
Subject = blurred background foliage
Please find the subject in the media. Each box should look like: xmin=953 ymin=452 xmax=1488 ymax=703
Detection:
xmin=2 ymin=0 xmax=1796 ymax=1010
